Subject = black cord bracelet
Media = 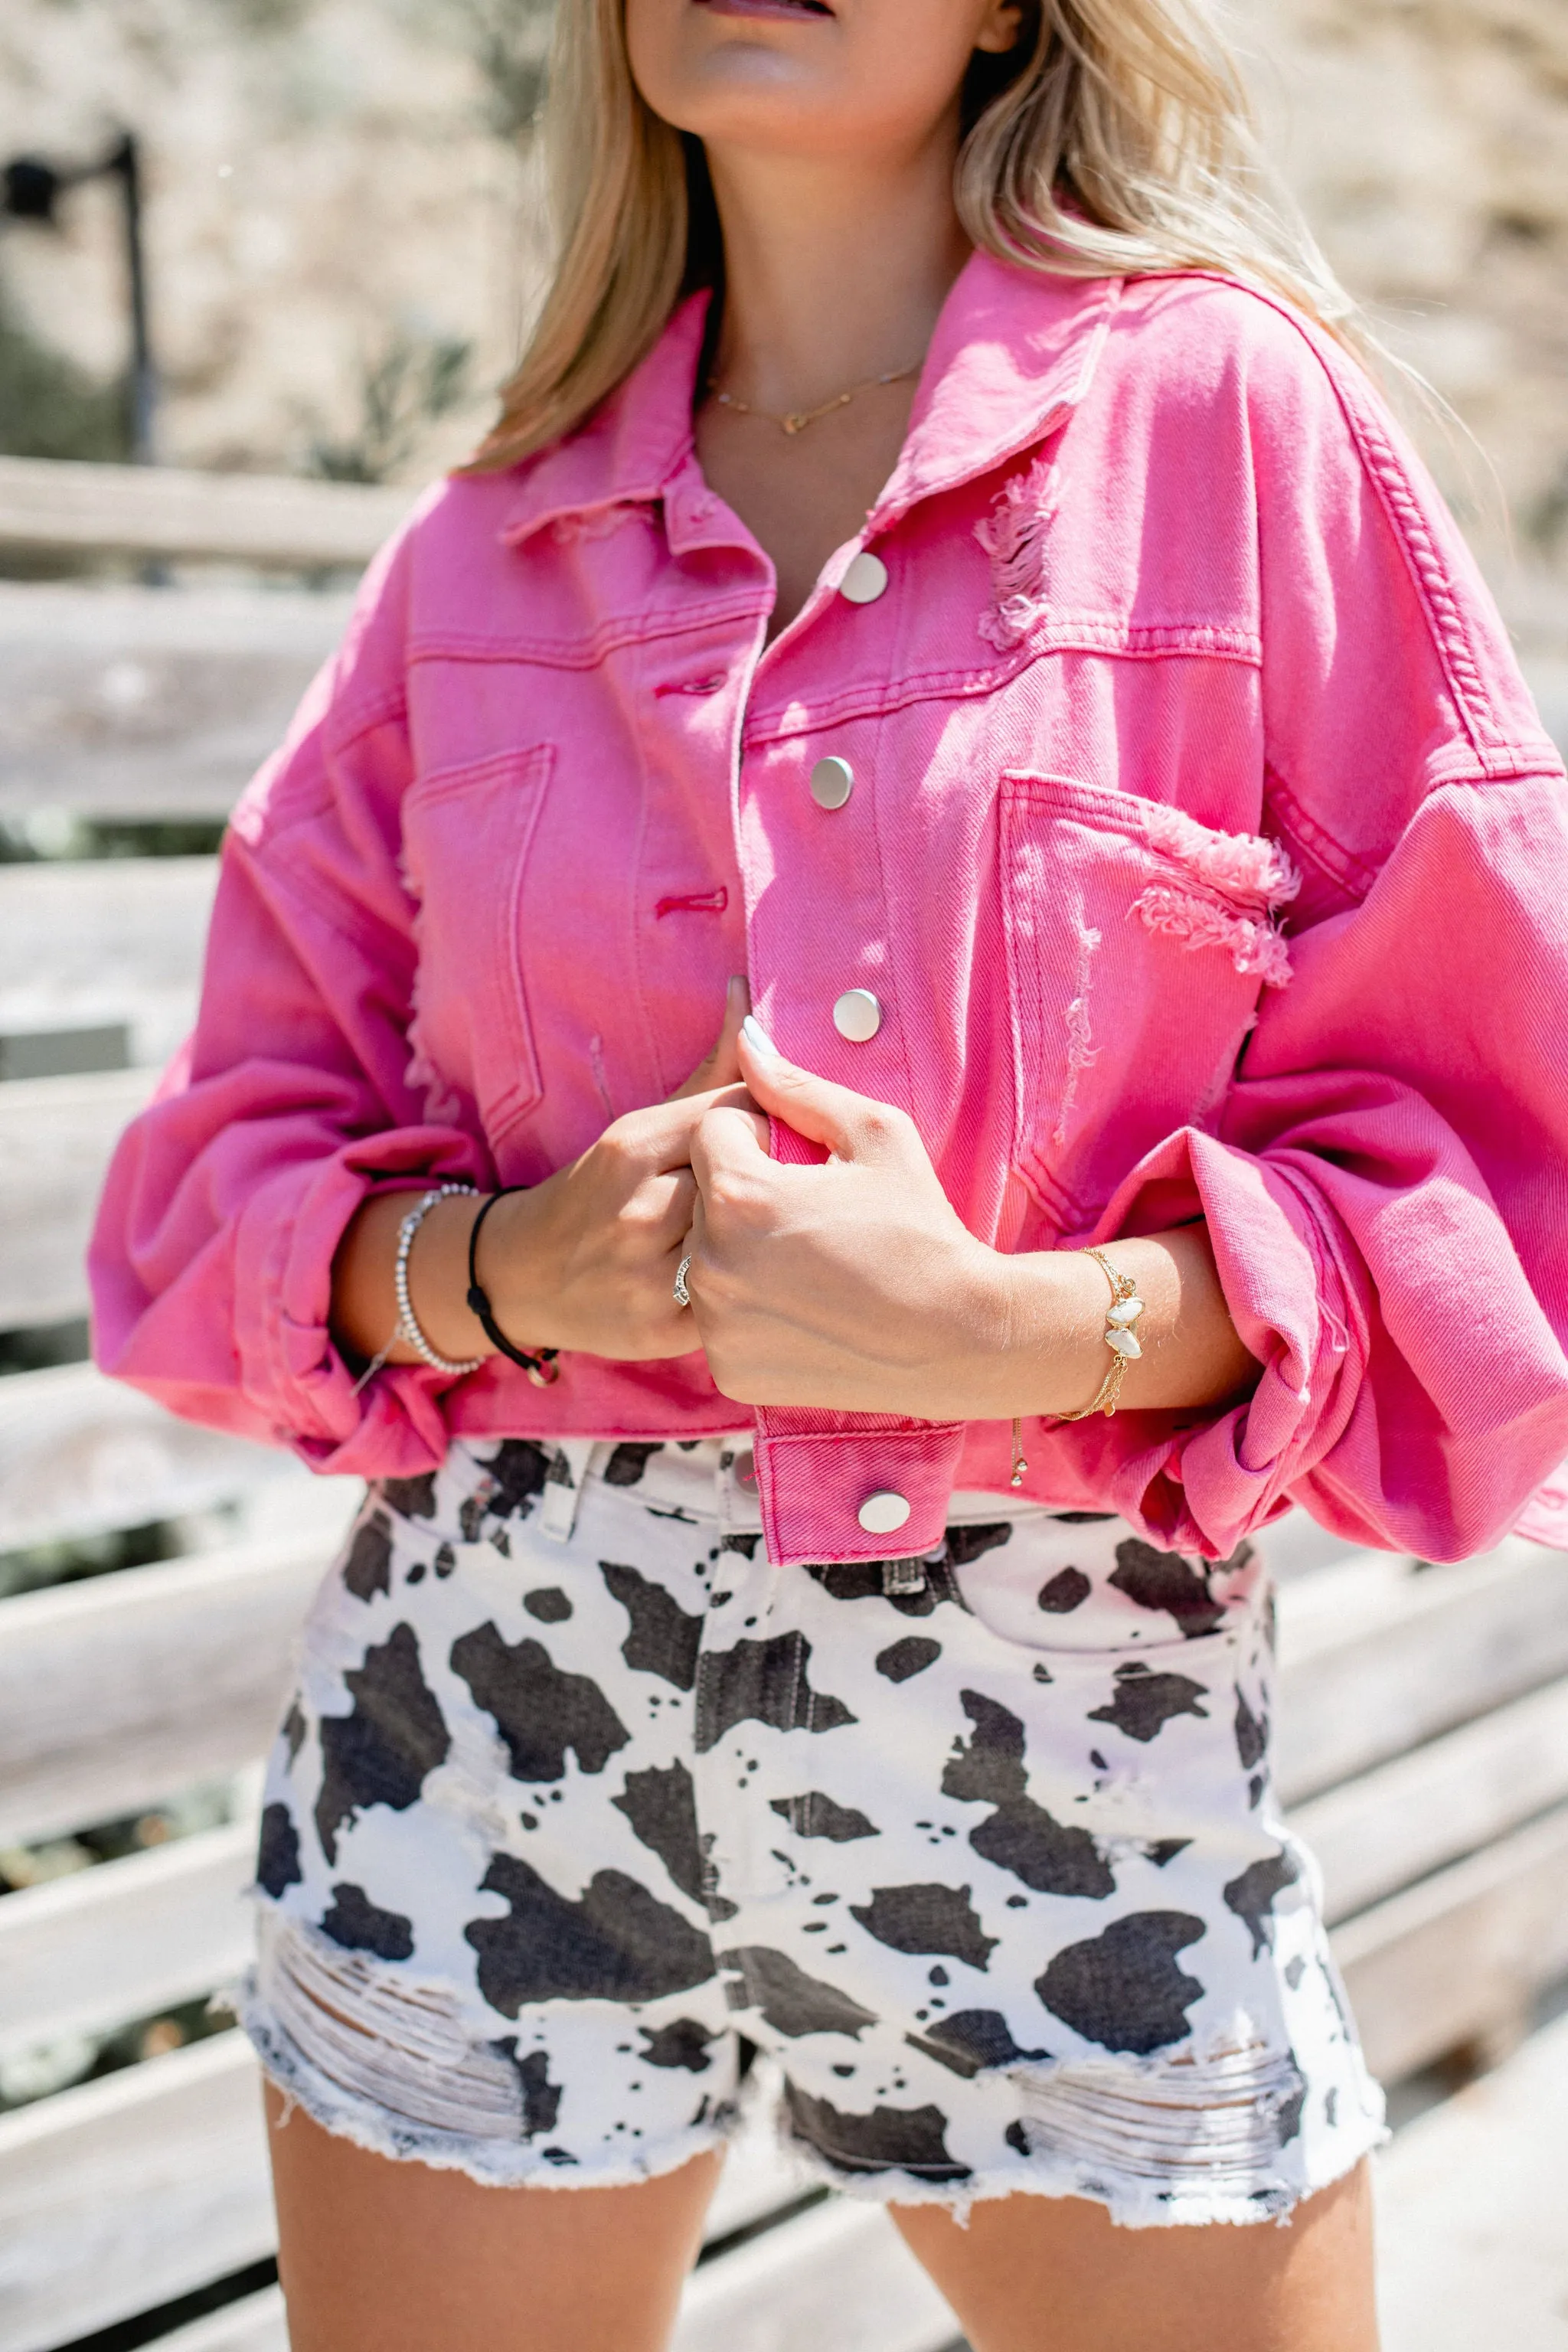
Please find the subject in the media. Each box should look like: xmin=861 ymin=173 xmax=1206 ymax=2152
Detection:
xmin=466 ymin=1187 xmax=560 ymax=1387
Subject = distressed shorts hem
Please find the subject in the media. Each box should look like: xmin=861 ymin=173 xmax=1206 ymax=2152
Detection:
xmin=240 ymin=1978 xmax=741 ymax=2197
xmin=782 ymin=2107 xmax=1390 ymax=2230
xmin=256 ymin=1437 xmax=1386 ymax=2225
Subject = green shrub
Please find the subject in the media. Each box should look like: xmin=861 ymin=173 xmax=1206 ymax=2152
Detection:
xmin=0 ymin=285 xmax=129 ymax=462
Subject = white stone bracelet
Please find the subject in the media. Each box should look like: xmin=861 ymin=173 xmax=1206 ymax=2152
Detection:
xmin=1010 ymin=1246 xmax=1146 ymax=1481
xmin=1056 ymin=1246 xmax=1146 ymax=1421
xmin=351 ymin=1184 xmax=484 ymax=1391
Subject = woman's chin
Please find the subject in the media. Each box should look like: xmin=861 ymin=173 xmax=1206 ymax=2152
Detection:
xmin=647 ymin=62 xmax=852 ymax=154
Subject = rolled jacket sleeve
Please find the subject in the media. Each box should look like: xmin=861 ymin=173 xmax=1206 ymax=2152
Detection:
xmin=1071 ymin=310 xmax=1568 ymax=1565
xmin=1093 ymin=775 xmax=1568 ymax=1566
xmin=90 ymin=511 xmax=485 ymax=1479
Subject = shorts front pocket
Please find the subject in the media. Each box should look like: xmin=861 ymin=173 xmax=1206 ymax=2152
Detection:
xmin=998 ymin=773 xmax=1298 ymax=1227
xmin=950 ymin=1517 xmax=1265 ymax=1661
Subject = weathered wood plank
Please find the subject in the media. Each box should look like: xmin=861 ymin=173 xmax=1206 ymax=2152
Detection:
xmin=1262 ymin=1510 xmax=1367 ymax=1585
xmin=703 ymin=2065 xmax=817 ymax=2241
xmin=0 ymin=456 xmax=410 ymax=573
xmin=1376 ymin=2006 xmax=1568 ymax=2352
xmin=0 ymin=1536 xmax=328 ymax=1847
xmin=0 ymin=584 xmax=348 ymax=822
xmin=0 ymin=1066 xmax=154 ymax=1329
xmin=0 ymin=2034 xmax=819 ymax=2352
xmin=0 ymin=2033 xmax=275 ymax=2352
xmin=0 ymin=856 xmax=214 ymax=1066
xmin=0 ymin=1824 xmax=256 ymax=2060
xmin=675 ymin=2194 xmax=957 ymax=2352
xmin=1274 ymin=1538 xmax=1568 ymax=1804
xmin=1297 ymin=1675 xmax=1568 ymax=1924
xmin=1334 ymin=1802 xmax=1568 ymax=2085
xmin=153 ymin=2288 xmax=287 ymax=2352
xmin=0 ymin=1361 xmax=299 ymax=1555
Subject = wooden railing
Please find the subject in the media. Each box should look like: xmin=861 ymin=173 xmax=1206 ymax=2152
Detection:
xmin=1 ymin=457 xmax=1566 ymax=2352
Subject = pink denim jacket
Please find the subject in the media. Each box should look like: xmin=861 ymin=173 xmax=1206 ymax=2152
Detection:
xmin=90 ymin=253 xmax=1568 ymax=1570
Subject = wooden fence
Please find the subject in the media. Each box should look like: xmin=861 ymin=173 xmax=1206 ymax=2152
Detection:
xmin=2 ymin=452 xmax=1566 ymax=2352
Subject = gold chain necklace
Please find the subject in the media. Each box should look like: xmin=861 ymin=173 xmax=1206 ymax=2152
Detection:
xmin=707 ymin=358 xmax=921 ymax=436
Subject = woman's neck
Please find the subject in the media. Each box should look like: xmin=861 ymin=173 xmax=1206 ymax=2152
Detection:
xmin=704 ymin=133 xmax=972 ymax=413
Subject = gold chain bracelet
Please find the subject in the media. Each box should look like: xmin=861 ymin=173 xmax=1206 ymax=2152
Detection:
xmin=1010 ymin=1247 xmax=1146 ymax=1487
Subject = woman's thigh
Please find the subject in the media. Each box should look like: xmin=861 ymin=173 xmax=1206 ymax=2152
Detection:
xmin=266 ymin=2081 xmax=723 ymax=2352
xmin=890 ymin=2161 xmax=1378 ymax=2352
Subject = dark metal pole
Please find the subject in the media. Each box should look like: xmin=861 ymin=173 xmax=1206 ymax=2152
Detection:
xmin=107 ymin=132 xmax=156 ymax=465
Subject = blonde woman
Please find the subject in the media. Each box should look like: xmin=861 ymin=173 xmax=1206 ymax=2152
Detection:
xmin=92 ymin=1 xmax=1568 ymax=2346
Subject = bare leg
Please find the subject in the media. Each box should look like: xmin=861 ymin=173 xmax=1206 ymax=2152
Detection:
xmin=265 ymin=2081 xmax=724 ymax=2352
xmin=890 ymin=2160 xmax=1378 ymax=2352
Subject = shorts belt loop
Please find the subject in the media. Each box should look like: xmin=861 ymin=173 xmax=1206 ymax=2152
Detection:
xmin=541 ymin=1439 xmax=599 ymax=1543
xmin=881 ymin=1557 xmax=927 ymax=1597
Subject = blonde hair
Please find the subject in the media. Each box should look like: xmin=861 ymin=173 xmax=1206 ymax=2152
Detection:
xmin=469 ymin=0 xmax=1363 ymax=472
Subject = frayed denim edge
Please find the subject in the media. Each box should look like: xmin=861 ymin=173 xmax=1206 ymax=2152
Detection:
xmin=774 ymin=2102 xmax=1390 ymax=2233
xmin=238 ymin=1974 xmax=744 ymax=2196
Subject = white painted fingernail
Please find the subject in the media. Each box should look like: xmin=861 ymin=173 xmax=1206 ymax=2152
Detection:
xmin=741 ymin=1014 xmax=781 ymax=1063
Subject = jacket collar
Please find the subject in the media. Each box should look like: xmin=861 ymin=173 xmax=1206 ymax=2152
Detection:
xmin=869 ymin=252 xmax=1121 ymax=531
xmin=498 ymin=298 xmax=710 ymax=550
xmin=498 ymin=250 xmax=1121 ymax=551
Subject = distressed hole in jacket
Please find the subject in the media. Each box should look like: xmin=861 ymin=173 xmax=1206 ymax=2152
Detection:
xmin=975 ymin=448 xmax=1060 ymax=651
xmin=1054 ymin=920 xmax=1101 ymax=1148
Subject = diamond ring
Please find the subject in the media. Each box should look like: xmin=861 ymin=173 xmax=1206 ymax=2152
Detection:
xmin=673 ymin=1254 xmax=692 ymax=1308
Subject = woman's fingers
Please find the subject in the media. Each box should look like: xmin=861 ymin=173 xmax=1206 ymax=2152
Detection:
xmin=669 ymin=975 xmax=751 ymax=1102
xmin=650 ymin=1165 xmax=697 ymax=1240
xmin=737 ymin=1016 xmax=911 ymax=1161
xmin=691 ymin=1095 xmax=771 ymax=1184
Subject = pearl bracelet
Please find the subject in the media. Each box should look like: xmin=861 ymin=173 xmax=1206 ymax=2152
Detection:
xmin=394 ymin=1185 xmax=486 ymax=1374
xmin=351 ymin=1184 xmax=485 ymax=1393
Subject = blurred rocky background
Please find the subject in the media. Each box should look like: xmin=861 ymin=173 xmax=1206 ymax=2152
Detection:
xmin=0 ymin=0 xmax=551 ymax=484
xmin=1247 ymin=0 xmax=1568 ymax=686
xmin=0 ymin=0 xmax=1562 ymax=548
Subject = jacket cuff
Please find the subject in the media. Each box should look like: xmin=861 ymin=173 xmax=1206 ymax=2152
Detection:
xmin=234 ymin=1127 xmax=491 ymax=1478
xmin=753 ymin=1415 xmax=970 ymax=1569
xmin=1090 ymin=1127 xmax=1366 ymax=1556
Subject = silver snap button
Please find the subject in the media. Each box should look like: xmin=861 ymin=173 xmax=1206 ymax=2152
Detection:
xmin=839 ymin=550 xmax=889 ymax=606
xmin=858 ymin=1489 xmax=912 ymax=1536
xmin=810 ymin=756 xmax=854 ymax=810
xmin=832 ymin=988 xmax=882 ymax=1042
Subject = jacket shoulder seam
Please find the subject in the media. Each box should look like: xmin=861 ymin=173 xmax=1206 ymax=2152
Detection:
xmin=1135 ymin=276 xmax=1530 ymax=778
xmin=1234 ymin=294 xmax=1518 ymax=774
xmin=1263 ymin=761 xmax=1378 ymax=903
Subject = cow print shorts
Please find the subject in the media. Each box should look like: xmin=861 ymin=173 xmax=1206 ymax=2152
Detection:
xmin=243 ymin=1436 xmax=1385 ymax=2227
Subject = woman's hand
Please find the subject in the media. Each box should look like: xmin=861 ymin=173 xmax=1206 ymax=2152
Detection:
xmin=684 ymin=1018 xmax=1034 ymax=1418
xmin=331 ymin=978 xmax=752 ymax=1372
xmin=475 ymin=978 xmax=753 ymax=1362
xmin=681 ymin=1018 xmax=1260 ymax=1421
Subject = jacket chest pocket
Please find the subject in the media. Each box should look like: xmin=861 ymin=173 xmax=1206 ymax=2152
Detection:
xmin=400 ymin=745 xmax=553 ymax=1147
xmin=998 ymin=771 xmax=1297 ymax=1227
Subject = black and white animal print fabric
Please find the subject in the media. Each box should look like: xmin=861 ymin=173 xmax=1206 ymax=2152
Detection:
xmin=246 ymin=1438 xmax=1385 ymax=2226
